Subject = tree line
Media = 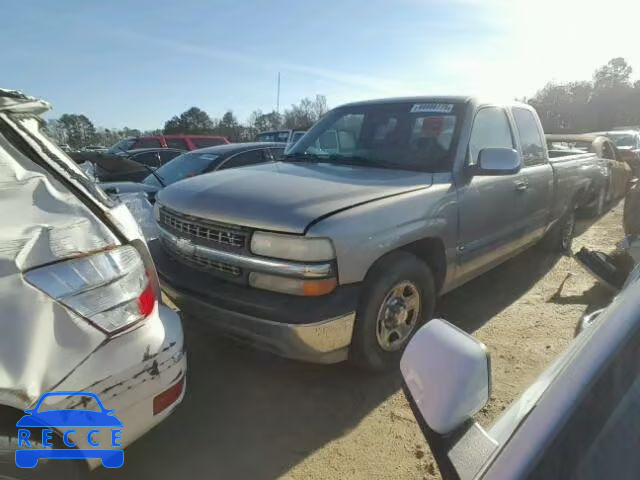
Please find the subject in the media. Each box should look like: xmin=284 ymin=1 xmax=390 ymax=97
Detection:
xmin=528 ymin=57 xmax=640 ymax=133
xmin=47 ymin=58 xmax=640 ymax=150
xmin=46 ymin=95 xmax=328 ymax=150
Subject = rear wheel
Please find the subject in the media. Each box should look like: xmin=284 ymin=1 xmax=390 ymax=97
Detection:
xmin=351 ymin=251 xmax=436 ymax=372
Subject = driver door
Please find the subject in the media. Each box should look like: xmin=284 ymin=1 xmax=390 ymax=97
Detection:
xmin=456 ymin=107 xmax=527 ymax=282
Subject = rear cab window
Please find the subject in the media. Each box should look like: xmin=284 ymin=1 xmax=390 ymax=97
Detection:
xmin=512 ymin=108 xmax=546 ymax=166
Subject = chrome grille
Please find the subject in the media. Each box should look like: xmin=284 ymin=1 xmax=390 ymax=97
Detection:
xmin=159 ymin=207 xmax=246 ymax=249
xmin=163 ymin=238 xmax=242 ymax=277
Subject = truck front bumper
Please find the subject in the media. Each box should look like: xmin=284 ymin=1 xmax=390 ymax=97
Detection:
xmin=151 ymin=240 xmax=359 ymax=364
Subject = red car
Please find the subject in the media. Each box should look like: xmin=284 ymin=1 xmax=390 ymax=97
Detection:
xmin=107 ymin=134 xmax=229 ymax=154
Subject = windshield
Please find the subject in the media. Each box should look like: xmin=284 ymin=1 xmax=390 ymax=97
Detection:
xmin=107 ymin=138 xmax=136 ymax=154
xmin=286 ymin=102 xmax=463 ymax=172
xmin=606 ymin=134 xmax=635 ymax=147
xmin=257 ymin=131 xmax=291 ymax=142
xmin=143 ymin=151 xmax=220 ymax=186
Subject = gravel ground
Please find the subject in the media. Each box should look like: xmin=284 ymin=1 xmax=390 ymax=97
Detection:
xmin=96 ymin=203 xmax=624 ymax=480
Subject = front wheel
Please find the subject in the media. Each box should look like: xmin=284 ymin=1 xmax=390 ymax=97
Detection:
xmin=351 ymin=251 xmax=435 ymax=372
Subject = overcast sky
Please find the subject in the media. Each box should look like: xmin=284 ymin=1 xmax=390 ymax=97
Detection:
xmin=4 ymin=0 xmax=639 ymax=129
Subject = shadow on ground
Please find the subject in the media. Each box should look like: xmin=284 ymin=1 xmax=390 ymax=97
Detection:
xmin=94 ymin=218 xmax=608 ymax=480
xmin=438 ymin=248 xmax=563 ymax=333
xmin=94 ymin=327 xmax=401 ymax=480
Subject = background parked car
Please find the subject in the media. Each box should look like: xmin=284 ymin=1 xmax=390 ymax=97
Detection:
xmin=82 ymin=144 xmax=108 ymax=152
xmin=256 ymin=129 xmax=306 ymax=146
xmin=93 ymin=147 xmax=185 ymax=183
xmin=546 ymin=134 xmax=632 ymax=207
xmin=107 ymin=134 xmax=230 ymax=153
xmin=71 ymin=134 xmax=230 ymax=164
xmin=101 ymin=142 xmax=287 ymax=204
xmin=592 ymin=129 xmax=640 ymax=176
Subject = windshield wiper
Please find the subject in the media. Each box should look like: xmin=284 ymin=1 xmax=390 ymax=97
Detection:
xmin=326 ymin=154 xmax=398 ymax=170
xmin=141 ymin=165 xmax=166 ymax=187
xmin=282 ymin=152 xmax=329 ymax=163
xmin=284 ymin=152 xmax=399 ymax=170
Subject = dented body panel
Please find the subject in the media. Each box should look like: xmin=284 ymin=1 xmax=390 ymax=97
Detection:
xmin=0 ymin=89 xmax=186 ymax=469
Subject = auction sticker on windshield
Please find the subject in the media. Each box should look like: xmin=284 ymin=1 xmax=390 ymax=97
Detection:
xmin=15 ymin=391 xmax=124 ymax=469
xmin=410 ymin=103 xmax=454 ymax=114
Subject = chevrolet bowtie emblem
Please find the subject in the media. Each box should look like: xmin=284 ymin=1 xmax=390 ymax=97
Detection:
xmin=174 ymin=237 xmax=195 ymax=255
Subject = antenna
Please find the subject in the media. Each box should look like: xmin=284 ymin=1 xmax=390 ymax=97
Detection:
xmin=276 ymin=72 xmax=281 ymax=114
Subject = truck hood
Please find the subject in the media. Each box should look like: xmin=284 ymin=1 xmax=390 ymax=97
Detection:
xmin=157 ymin=162 xmax=433 ymax=233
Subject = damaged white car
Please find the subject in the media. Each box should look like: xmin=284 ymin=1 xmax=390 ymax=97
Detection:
xmin=0 ymin=89 xmax=186 ymax=477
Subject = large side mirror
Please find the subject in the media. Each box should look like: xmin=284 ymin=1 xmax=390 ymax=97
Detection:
xmin=475 ymin=148 xmax=521 ymax=176
xmin=400 ymin=319 xmax=491 ymax=434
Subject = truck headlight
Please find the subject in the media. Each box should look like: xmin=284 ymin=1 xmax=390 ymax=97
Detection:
xmin=250 ymin=232 xmax=335 ymax=261
xmin=153 ymin=202 xmax=160 ymax=222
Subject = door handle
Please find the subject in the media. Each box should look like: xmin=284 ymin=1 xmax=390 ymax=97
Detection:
xmin=514 ymin=181 xmax=529 ymax=191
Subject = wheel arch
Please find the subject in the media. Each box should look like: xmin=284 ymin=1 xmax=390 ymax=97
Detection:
xmin=364 ymin=237 xmax=447 ymax=294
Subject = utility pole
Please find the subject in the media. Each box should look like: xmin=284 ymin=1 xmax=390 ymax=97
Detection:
xmin=276 ymin=72 xmax=281 ymax=114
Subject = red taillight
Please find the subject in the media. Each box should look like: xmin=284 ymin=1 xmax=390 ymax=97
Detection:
xmin=153 ymin=376 xmax=185 ymax=415
xmin=137 ymin=283 xmax=156 ymax=317
xmin=25 ymin=245 xmax=154 ymax=334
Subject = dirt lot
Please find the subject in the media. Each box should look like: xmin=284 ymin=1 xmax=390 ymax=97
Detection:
xmin=96 ymin=203 xmax=623 ymax=480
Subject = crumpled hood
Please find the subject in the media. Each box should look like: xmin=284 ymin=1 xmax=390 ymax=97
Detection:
xmin=157 ymin=162 xmax=433 ymax=233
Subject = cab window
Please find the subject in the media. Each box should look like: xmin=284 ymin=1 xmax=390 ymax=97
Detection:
xmin=468 ymin=107 xmax=514 ymax=165
xmin=512 ymin=108 xmax=546 ymax=167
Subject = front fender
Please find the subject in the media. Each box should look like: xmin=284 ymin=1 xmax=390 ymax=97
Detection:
xmin=307 ymin=184 xmax=458 ymax=285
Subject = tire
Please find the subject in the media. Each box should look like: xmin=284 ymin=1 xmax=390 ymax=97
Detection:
xmin=540 ymin=204 xmax=577 ymax=254
xmin=0 ymin=428 xmax=87 ymax=480
xmin=351 ymin=251 xmax=436 ymax=372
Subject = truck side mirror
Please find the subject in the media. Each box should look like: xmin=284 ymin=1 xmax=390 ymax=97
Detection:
xmin=475 ymin=148 xmax=521 ymax=176
xmin=400 ymin=319 xmax=491 ymax=435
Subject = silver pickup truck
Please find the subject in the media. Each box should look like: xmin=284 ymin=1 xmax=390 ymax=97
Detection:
xmin=151 ymin=97 xmax=603 ymax=370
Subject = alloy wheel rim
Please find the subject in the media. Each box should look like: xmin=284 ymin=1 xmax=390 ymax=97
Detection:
xmin=375 ymin=281 xmax=421 ymax=351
